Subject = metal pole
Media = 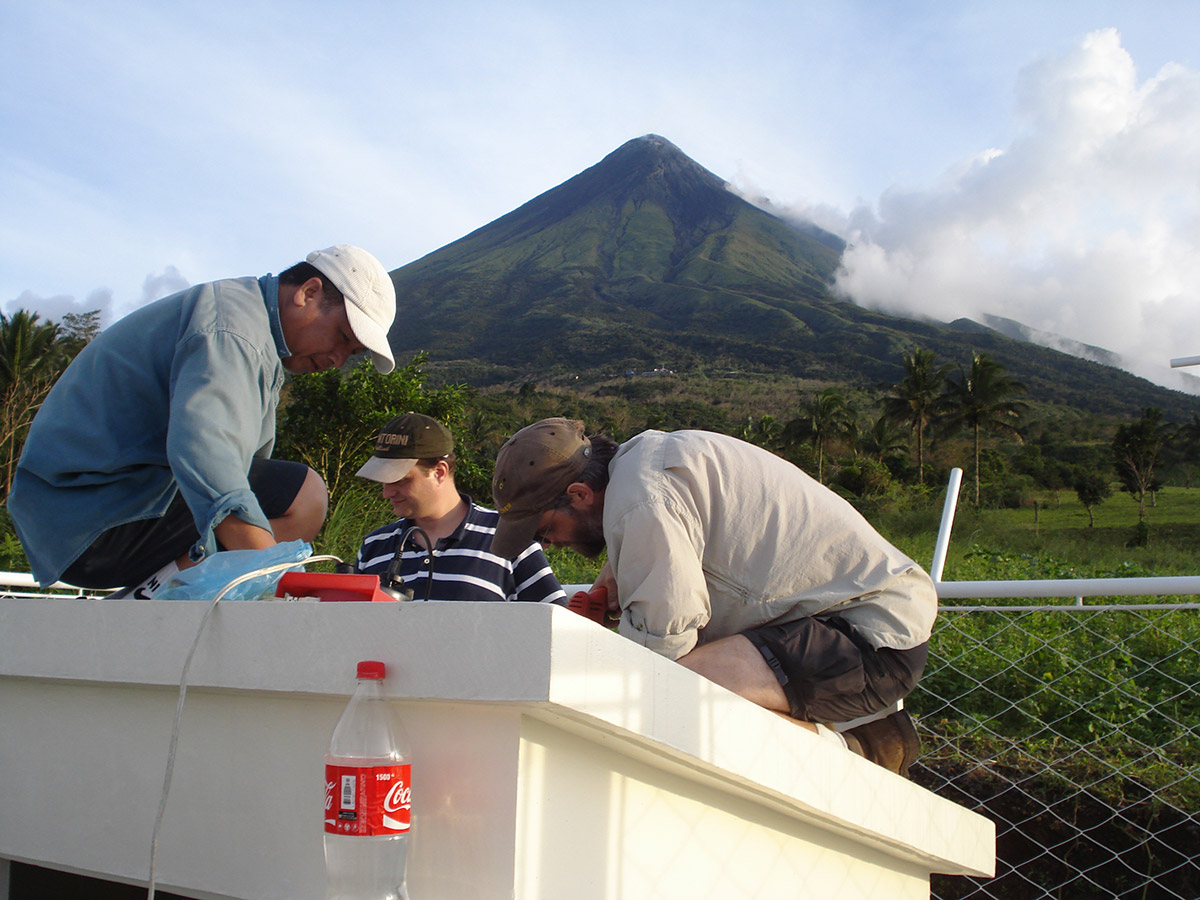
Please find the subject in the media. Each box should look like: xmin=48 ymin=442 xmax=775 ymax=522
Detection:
xmin=1169 ymin=355 xmax=1200 ymax=368
xmin=937 ymin=574 xmax=1200 ymax=600
xmin=930 ymin=467 xmax=962 ymax=584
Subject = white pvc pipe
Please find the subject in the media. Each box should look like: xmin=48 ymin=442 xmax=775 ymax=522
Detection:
xmin=936 ymin=575 xmax=1200 ymax=600
xmin=927 ymin=467 xmax=1200 ymax=601
xmin=929 ymin=467 xmax=962 ymax=584
xmin=1170 ymin=355 xmax=1200 ymax=368
xmin=0 ymin=571 xmax=82 ymax=591
xmin=940 ymin=601 xmax=1200 ymax=612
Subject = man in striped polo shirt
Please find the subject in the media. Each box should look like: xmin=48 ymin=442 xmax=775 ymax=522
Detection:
xmin=354 ymin=413 xmax=566 ymax=605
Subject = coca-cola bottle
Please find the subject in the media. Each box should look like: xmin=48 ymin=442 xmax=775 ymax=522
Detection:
xmin=324 ymin=660 xmax=412 ymax=900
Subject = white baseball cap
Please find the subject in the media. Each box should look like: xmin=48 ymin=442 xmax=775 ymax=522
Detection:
xmin=306 ymin=244 xmax=397 ymax=373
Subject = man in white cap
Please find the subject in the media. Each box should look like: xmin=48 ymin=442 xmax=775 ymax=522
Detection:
xmin=9 ymin=245 xmax=396 ymax=596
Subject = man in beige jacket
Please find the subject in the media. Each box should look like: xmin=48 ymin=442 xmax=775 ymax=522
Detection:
xmin=489 ymin=418 xmax=938 ymax=776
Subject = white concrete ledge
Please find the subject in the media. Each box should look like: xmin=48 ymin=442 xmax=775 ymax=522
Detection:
xmin=0 ymin=597 xmax=993 ymax=899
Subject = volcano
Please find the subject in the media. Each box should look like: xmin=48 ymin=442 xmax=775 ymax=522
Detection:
xmin=387 ymin=135 xmax=1195 ymax=419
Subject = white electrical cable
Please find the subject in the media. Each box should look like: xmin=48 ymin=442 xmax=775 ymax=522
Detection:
xmin=146 ymin=555 xmax=341 ymax=899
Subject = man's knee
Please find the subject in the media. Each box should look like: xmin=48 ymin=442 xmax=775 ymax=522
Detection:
xmin=272 ymin=467 xmax=328 ymax=542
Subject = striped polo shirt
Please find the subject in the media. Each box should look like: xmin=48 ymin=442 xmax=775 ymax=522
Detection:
xmin=354 ymin=495 xmax=566 ymax=604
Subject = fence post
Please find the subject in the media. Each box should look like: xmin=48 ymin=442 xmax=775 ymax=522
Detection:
xmin=930 ymin=468 xmax=963 ymax=585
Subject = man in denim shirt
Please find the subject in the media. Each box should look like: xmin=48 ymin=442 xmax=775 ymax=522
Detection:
xmin=9 ymin=245 xmax=396 ymax=596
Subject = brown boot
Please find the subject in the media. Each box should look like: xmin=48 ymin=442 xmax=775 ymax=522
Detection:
xmin=843 ymin=710 xmax=920 ymax=777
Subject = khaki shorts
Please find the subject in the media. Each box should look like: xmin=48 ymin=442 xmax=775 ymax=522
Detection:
xmin=743 ymin=615 xmax=929 ymax=723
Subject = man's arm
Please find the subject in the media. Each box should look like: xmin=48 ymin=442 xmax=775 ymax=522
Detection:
xmin=592 ymin=561 xmax=619 ymax=616
xmin=214 ymin=516 xmax=276 ymax=552
xmin=352 ymin=522 xmax=407 ymax=576
xmin=166 ymin=330 xmax=279 ymax=559
xmin=605 ymin=497 xmax=710 ymax=658
xmin=512 ymin=543 xmax=567 ymax=604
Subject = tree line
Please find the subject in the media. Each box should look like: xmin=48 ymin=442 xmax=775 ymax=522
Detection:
xmin=734 ymin=347 xmax=1199 ymax=534
xmin=729 ymin=350 xmax=1023 ymax=504
xmin=2 ymin=305 xmax=1198 ymax=555
xmin=784 ymin=349 xmax=1025 ymax=505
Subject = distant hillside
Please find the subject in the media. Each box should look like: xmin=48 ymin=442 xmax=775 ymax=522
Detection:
xmin=978 ymin=313 xmax=1200 ymax=397
xmin=388 ymin=135 xmax=1197 ymax=421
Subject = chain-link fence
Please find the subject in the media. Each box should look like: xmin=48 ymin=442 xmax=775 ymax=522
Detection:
xmin=911 ymin=601 xmax=1200 ymax=900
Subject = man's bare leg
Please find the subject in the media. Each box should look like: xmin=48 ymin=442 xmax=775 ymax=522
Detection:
xmin=677 ymin=632 xmax=915 ymax=776
xmin=268 ymin=466 xmax=329 ymax=543
xmin=676 ymin=634 xmax=818 ymax=734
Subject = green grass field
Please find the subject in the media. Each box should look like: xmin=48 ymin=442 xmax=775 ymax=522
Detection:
xmin=873 ymin=483 xmax=1200 ymax=585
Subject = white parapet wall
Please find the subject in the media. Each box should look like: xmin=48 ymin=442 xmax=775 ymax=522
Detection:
xmin=0 ymin=597 xmax=994 ymax=899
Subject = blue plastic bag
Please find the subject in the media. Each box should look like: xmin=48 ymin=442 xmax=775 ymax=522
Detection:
xmin=155 ymin=540 xmax=312 ymax=602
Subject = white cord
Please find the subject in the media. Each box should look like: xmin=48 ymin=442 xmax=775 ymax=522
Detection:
xmin=146 ymin=555 xmax=340 ymax=899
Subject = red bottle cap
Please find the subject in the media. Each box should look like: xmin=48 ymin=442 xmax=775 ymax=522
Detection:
xmin=356 ymin=660 xmax=386 ymax=680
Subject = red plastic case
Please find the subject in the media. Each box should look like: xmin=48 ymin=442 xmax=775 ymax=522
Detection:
xmin=275 ymin=571 xmax=396 ymax=603
xmin=567 ymin=585 xmax=619 ymax=626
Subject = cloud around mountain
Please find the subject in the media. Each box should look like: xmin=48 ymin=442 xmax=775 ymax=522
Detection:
xmin=386 ymin=133 xmax=1197 ymax=420
xmin=830 ymin=29 xmax=1200 ymax=390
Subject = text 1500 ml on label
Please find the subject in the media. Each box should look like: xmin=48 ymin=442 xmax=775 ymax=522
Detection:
xmin=324 ymin=764 xmax=411 ymax=836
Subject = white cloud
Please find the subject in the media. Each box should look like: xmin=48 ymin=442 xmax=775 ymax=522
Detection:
xmin=833 ymin=29 xmax=1200 ymax=391
xmin=141 ymin=267 xmax=191 ymax=308
xmin=4 ymin=290 xmax=101 ymax=326
xmin=4 ymin=270 xmax=190 ymax=330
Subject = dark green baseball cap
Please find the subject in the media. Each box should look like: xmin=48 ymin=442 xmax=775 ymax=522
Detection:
xmin=356 ymin=413 xmax=454 ymax=483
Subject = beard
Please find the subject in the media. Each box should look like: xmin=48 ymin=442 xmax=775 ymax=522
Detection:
xmin=566 ymin=507 xmax=607 ymax=558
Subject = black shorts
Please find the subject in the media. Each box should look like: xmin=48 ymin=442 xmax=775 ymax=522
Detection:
xmin=743 ymin=615 xmax=929 ymax=723
xmin=62 ymin=459 xmax=312 ymax=589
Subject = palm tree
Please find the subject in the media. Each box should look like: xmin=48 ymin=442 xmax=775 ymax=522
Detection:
xmin=737 ymin=414 xmax=783 ymax=453
xmin=785 ymin=388 xmax=855 ymax=484
xmin=0 ymin=310 xmax=66 ymax=500
xmin=858 ymin=413 xmax=909 ymax=465
xmin=940 ymin=353 xmax=1026 ymax=505
xmin=0 ymin=309 xmax=61 ymax=394
xmin=882 ymin=349 xmax=949 ymax=484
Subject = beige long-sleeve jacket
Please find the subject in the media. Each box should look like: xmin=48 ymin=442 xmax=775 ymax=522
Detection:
xmin=605 ymin=430 xmax=937 ymax=660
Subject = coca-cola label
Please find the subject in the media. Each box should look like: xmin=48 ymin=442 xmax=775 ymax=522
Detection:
xmin=324 ymin=764 xmax=411 ymax=836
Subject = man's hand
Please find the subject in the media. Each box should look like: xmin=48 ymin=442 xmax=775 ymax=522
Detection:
xmin=592 ymin=561 xmax=619 ymax=618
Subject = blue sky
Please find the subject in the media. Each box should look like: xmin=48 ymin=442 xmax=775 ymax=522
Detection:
xmin=3 ymin=1 xmax=1199 ymax=389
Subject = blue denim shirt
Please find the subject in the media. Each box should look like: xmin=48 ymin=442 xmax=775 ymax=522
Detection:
xmin=9 ymin=275 xmax=290 ymax=585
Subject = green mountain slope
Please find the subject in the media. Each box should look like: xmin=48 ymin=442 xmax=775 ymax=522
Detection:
xmin=388 ymin=135 xmax=1196 ymax=420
